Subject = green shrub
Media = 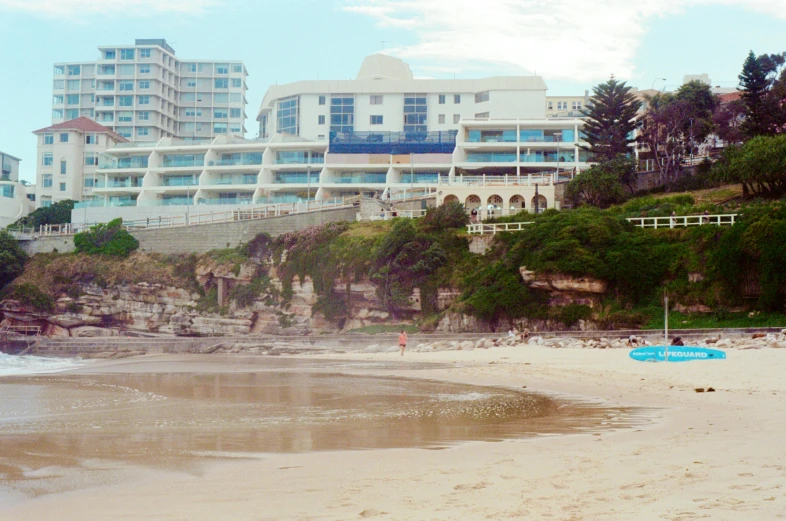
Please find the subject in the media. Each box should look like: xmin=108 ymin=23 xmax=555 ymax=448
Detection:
xmin=2 ymin=283 xmax=54 ymax=312
xmin=74 ymin=218 xmax=139 ymax=257
xmin=0 ymin=230 xmax=27 ymax=293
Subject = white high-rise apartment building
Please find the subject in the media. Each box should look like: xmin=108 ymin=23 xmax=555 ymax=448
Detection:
xmin=256 ymin=54 xmax=547 ymax=140
xmin=52 ymin=39 xmax=248 ymax=142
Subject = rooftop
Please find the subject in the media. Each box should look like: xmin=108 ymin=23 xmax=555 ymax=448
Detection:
xmin=32 ymin=117 xmax=128 ymax=142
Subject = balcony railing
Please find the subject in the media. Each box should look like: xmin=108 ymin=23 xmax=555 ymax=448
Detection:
xmin=465 ymin=153 xmax=517 ymax=163
xmin=333 ymin=174 xmax=387 ymax=184
xmin=204 ymin=176 xmax=258 ymax=185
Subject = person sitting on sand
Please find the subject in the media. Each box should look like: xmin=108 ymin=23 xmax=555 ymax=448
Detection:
xmin=627 ymin=335 xmax=639 ymax=347
xmin=520 ymin=328 xmax=531 ymax=342
xmin=671 ymin=336 xmax=685 ymax=346
xmin=399 ymin=330 xmax=408 ymax=356
xmin=508 ymin=330 xmax=515 ymax=338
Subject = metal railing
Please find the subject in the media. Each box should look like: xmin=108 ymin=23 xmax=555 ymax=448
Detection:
xmin=626 ymin=214 xmax=737 ymax=229
xmin=359 ymin=209 xmax=430 ymax=221
xmin=438 ymin=172 xmax=576 ymax=187
xmin=467 ymin=221 xmax=534 ymax=235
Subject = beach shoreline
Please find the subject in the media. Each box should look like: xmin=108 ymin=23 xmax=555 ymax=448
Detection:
xmin=2 ymin=346 xmax=785 ymax=520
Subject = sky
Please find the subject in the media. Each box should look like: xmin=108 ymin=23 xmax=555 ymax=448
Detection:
xmin=2 ymin=0 xmax=786 ymax=182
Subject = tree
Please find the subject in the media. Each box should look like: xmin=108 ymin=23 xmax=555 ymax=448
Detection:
xmin=581 ymin=76 xmax=642 ymax=162
xmin=12 ymin=200 xmax=75 ymax=229
xmin=0 ymin=230 xmax=27 ymax=293
xmin=738 ymin=50 xmax=786 ymax=138
xmin=674 ymin=80 xmax=718 ymax=151
xmin=637 ymin=93 xmax=693 ymax=186
xmin=566 ymin=160 xmax=628 ymax=208
xmin=713 ymin=134 xmax=786 ymax=198
xmin=713 ymin=98 xmax=747 ymax=146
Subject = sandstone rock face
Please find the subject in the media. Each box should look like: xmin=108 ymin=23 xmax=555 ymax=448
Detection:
xmin=520 ymin=267 xmax=607 ymax=294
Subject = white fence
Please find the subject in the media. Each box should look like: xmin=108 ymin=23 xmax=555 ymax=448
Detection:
xmin=439 ymin=172 xmax=576 ymax=187
xmin=467 ymin=222 xmax=534 ymax=235
xmin=626 ymin=214 xmax=738 ymax=229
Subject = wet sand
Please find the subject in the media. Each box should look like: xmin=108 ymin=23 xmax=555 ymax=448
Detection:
xmin=2 ymin=348 xmax=786 ymax=520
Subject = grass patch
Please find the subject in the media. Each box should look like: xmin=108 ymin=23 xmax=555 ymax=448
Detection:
xmin=339 ymin=220 xmax=393 ymax=239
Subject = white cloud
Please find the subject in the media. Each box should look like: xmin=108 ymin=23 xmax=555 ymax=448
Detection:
xmin=344 ymin=0 xmax=786 ymax=82
xmin=0 ymin=0 xmax=219 ymax=17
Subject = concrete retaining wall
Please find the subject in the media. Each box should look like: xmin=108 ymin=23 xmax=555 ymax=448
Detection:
xmin=18 ymin=207 xmax=356 ymax=256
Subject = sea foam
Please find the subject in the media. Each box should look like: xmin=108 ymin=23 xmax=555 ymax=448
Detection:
xmin=0 ymin=352 xmax=86 ymax=377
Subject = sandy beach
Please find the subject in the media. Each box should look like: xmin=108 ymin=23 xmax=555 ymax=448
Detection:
xmin=2 ymin=345 xmax=785 ymax=520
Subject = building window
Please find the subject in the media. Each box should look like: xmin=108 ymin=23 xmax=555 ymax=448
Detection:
xmin=138 ymin=95 xmax=150 ymax=105
xmin=370 ymin=95 xmax=383 ymax=105
xmin=229 ymin=124 xmax=242 ymax=134
xmin=60 ymin=133 xmax=69 ymax=143
xmin=318 ymin=115 xmax=325 ymax=125
xmin=85 ymin=154 xmax=98 ymax=166
xmin=318 ymin=134 xmax=325 ymax=140
xmin=230 ymin=108 xmax=241 ymax=118
xmin=44 ymin=134 xmax=54 ymax=145
xmin=139 ymin=64 xmax=151 ymax=74
xmin=54 ymin=65 xmax=64 ymax=76
xmin=119 ymin=81 xmax=134 ymax=91
xmin=138 ymin=111 xmax=149 ymax=121
xmin=213 ymin=122 xmax=228 ymax=134
xmin=318 ymin=95 xmax=326 ymax=105
xmin=43 ymin=174 xmax=53 ymax=188
xmin=53 ymin=80 xmax=64 ymax=90
xmin=214 ymin=109 xmax=228 ymax=119
xmin=60 ymin=160 xmax=67 ymax=175
xmin=138 ymin=80 xmax=150 ymax=89
xmin=572 ymin=101 xmax=582 ymax=110
xmin=557 ymin=101 xmax=568 ymax=110
xmin=474 ymin=112 xmax=490 ymax=118
xmin=231 ymin=78 xmax=242 ymax=88
xmin=53 ymin=95 xmax=64 ymax=105
xmin=185 ymin=108 xmax=202 ymax=117
xmin=137 ymin=127 xmax=149 ymax=136
xmin=438 ymin=114 xmax=445 ymax=124
xmin=67 ymin=80 xmax=80 ymax=90
xmin=454 ymin=94 xmax=461 ymax=104
xmin=117 ymin=127 xmax=132 ymax=138
xmin=330 ymin=95 xmax=354 ymax=134
xmin=439 ymin=95 xmax=446 ymax=105
xmin=85 ymin=134 xmax=97 ymax=144
xmin=60 ymin=182 xmax=66 ymax=192
xmin=118 ymin=111 xmax=133 ymax=122
xmin=104 ymin=50 xmax=116 ymax=60
xmin=119 ymin=96 xmax=133 ymax=106
xmin=403 ymin=94 xmax=427 ymax=133
xmin=120 ymin=49 xmax=135 ymax=60
xmin=84 ymin=177 xmax=94 ymax=188
xmin=214 ymin=93 xmax=228 ymax=103
xmin=43 ymin=153 xmax=53 ymax=166
xmin=140 ymin=49 xmax=151 ymax=58
xmin=65 ymin=109 xmax=78 ymax=120
xmin=216 ymin=63 xmax=229 ymax=74
xmin=453 ymin=114 xmax=460 ymax=124
xmin=370 ymin=115 xmax=383 ymax=125
xmin=277 ymin=96 xmax=300 ymax=135
xmin=186 ymin=79 xmax=196 ymax=87
xmin=215 ymin=78 xmax=228 ymax=89
xmin=547 ymin=101 xmax=553 ymax=110
xmin=67 ymin=65 xmax=80 ymax=76
xmin=67 ymin=94 xmax=79 ymax=105
xmin=232 ymin=64 xmax=243 ymax=73
xmin=475 ymin=91 xmax=490 ymax=103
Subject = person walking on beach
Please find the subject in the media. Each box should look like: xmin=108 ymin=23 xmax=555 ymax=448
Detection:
xmin=399 ymin=330 xmax=408 ymax=356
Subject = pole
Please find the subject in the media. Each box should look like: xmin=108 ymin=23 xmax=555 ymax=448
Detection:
xmin=664 ymin=294 xmax=669 ymax=362
xmin=410 ymin=153 xmax=414 ymax=200
xmin=186 ymin=184 xmax=190 ymax=226
xmin=307 ymin=165 xmax=311 ymax=210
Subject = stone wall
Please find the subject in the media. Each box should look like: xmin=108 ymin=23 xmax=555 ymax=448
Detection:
xmin=18 ymin=207 xmax=357 ymax=256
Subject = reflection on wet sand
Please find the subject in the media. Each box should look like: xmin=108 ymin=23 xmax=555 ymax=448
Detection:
xmin=0 ymin=359 xmax=645 ymax=498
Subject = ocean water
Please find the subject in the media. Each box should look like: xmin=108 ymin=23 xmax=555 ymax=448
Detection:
xmin=0 ymin=353 xmax=86 ymax=377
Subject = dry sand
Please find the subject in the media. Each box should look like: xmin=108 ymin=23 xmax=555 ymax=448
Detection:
xmin=3 ymin=345 xmax=786 ymax=520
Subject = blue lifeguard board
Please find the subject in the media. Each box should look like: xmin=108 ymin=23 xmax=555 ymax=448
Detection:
xmin=629 ymin=346 xmax=727 ymax=362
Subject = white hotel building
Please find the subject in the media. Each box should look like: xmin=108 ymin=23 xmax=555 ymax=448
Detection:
xmin=79 ymin=55 xmax=590 ymax=223
xmin=52 ymin=39 xmax=248 ymax=142
xmin=0 ymin=151 xmax=33 ymax=228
